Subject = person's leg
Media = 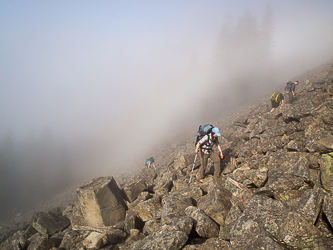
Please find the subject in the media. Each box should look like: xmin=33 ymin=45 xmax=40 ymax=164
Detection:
xmin=210 ymin=151 xmax=221 ymax=177
xmin=270 ymin=101 xmax=275 ymax=112
xmin=270 ymin=100 xmax=278 ymax=112
xmin=285 ymin=92 xmax=292 ymax=104
xmin=290 ymin=92 xmax=294 ymax=104
xmin=198 ymin=151 xmax=208 ymax=180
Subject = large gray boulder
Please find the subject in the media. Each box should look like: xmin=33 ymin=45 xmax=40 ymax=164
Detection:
xmin=81 ymin=231 xmax=108 ymax=249
xmin=161 ymin=195 xmax=193 ymax=225
xmin=232 ymin=165 xmax=268 ymax=187
xmin=129 ymin=225 xmax=188 ymax=250
xmin=132 ymin=197 xmax=162 ymax=222
xmin=59 ymin=230 xmax=90 ymax=249
xmin=124 ymin=209 xmax=144 ymax=234
xmin=278 ymin=212 xmax=322 ymax=249
xmin=77 ymin=176 xmax=127 ymax=227
xmin=230 ymin=195 xmax=288 ymax=249
xmin=285 ymin=156 xmax=310 ymax=182
xmin=296 ymin=188 xmax=324 ymax=224
xmin=137 ymin=168 xmax=158 ymax=187
xmin=123 ymin=179 xmax=147 ymax=203
xmin=185 ymin=206 xmax=219 ymax=238
xmin=322 ymin=191 xmax=333 ymax=228
xmin=31 ymin=211 xmax=70 ymax=237
xmin=219 ymin=205 xmax=242 ymax=240
xmin=197 ymin=185 xmax=232 ymax=226
xmin=27 ymin=234 xmax=55 ymax=250
xmin=224 ymin=177 xmax=254 ymax=212
xmin=164 ymin=216 xmax=193 ymax=236
xmin=314 ymin=136 xmax=333 ymax=153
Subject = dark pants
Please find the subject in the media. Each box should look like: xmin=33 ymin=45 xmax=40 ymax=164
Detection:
xmin=271 ymin=100 xmax=279 ymax=109
xmin=284 ymin=92 xmax=293 ymax=104
xmin=198 ymin=151 xmax=220 ymax=179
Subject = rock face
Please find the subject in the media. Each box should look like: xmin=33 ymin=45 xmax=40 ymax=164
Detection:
xmin=1 ymin=61 xmax=333 ymax=249
xmin=77 ymin=176 xmax=127 ymax=227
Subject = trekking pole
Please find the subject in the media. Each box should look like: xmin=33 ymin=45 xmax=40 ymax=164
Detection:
xmin=189 ymin=153 xmax=198 ymax=184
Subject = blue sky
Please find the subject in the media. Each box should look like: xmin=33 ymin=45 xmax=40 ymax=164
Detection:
xmin=1 ymin=0 xmax=333 ymax=176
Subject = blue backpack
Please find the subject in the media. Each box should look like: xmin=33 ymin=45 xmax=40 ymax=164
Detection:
xmin=145 ymin=157 xmax=154 ymax=166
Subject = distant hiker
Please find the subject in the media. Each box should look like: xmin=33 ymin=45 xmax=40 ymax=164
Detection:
xmin=145 ymin=157 xmax=156 ymax=171
xmin=284 ymin=80 xmax=299 ymax=103
xmin=195 ymin=125 xmax=223 ymax=182
xmin=270 ymin=92 xmax=284 ymax=112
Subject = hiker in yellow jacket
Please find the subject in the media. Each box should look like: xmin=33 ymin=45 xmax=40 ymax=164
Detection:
xmin=270 ymin=92 xmax=284 ymax=112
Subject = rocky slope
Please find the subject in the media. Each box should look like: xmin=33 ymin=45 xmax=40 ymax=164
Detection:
xmin=1 ymin=61 xmax=333 ymax=249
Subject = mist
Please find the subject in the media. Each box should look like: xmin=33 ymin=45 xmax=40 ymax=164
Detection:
xmin=1 ymin=0 xmax=333 ymax=222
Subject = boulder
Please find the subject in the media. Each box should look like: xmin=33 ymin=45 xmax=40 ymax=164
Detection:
xmin=286 ymin=139 xmax=305 ymax=151
xmin=278 ymin=212 xmax=322 ymax=249
xmin=322 ymin=191 xmax=333 ymax=228
xmin=258 ymin=119 xmax=279 ymax=134
xmin=236 ymin=138 xmax=262 ymax=158
xmin=285 ymin=156 xmax=310 ymax=182
xmin=31 ymin=211 xmax=70 ymax=237
xmin=142 ymin=219 xmax=160 ymax=235
xmin=154 ymin=171 xmax=177 ymax=193
xmin=123 ymin=179 xmax=147 ymax=203
xmin=281 ymin=101 xmax=314 ymax=120
xmin=105 ymin=228 xmax=127 ymax=244
xmin=219 ymin=205 xmax=242 ymax=240
xmin=27 ymin=234 xmax=55 ymax=250
xmin=129 ymin=225 xmax=188 ymax=250
xmin=224 ymin=177 xmax=254 ymax=212
xmin=59 ymin=230 xmax=90 ymax=249
xmin=127 ymin=191 xmax=150 ymax=208
xmin=260 ymin=135 xmax=283 ymax=152
xmin=197 ymin=186 xmax=232 ymax=226
xmin=273 ymin=189 xmax=305 ymax=210
xmin=0 ymin=231 xmax=25 ymax=250
xmin=185 ymin=206 xmax=219 ymax=238
xmin=311 ymin=92 xmax=331 ymax=107
xmin=266 ymin=152 xmax=307 ymax=188
xmin=164 ymin=216 xmax=193 ymax=236
xmin=161 ymin=195 xmax=193 ymax=225
xmin=296 ymin=188 xmax=324 ymax=224
xmin=124 ymin=209 xmax=144 ymax=234
xmin=230 ymin=195 xmax=288 ymax=249
xmin=232 ymin=165 xmax=268 ymax=187
xmin=82 ymin=231 xmax=108 ymax=249
xmin=164 ymin=186 xmax=203 ymax=204
xmin=243 ymin=233 xmax=287 ymax=250
xmin=173 ymin=153 xmax=196 ymax=170
xmin=62 ymin=202 xmax=87 ymax=228
xmin=132 ymin=197 xmax=162 ymax=222
xmin=268 ymin=175 xmax=305 ymax=192
xmin=137 ymin=168 xmax=158 ymax=187
xmin=315 ymin=136 xmax=333 ymax=153
xmin=77 ymin=176 xmax=127 ymax=227
xmin=319 ymin=152 xmax=333 ymax=191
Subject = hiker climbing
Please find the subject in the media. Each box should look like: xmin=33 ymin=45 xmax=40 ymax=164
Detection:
xmin=194 ymin=124 xmax=223 ymax=182
xmin=270 ymin=92 xmax=284 ymax=112
xmin=284 ymin=80 xmax=299 ymax=103
xmin=145 ymin=157 xmax=156 ymax=171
